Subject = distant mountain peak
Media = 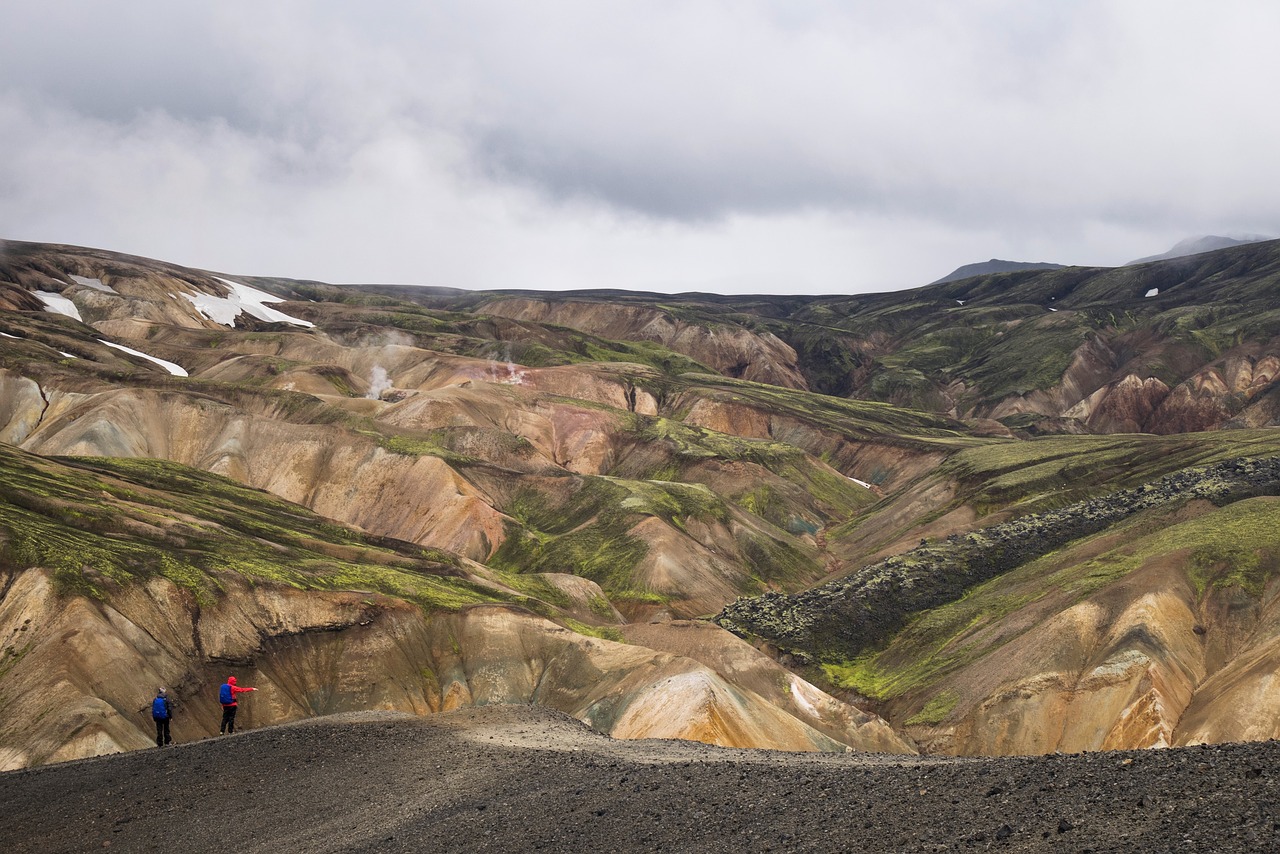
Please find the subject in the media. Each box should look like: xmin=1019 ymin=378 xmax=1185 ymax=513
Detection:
xmin=930 ymin=259 xmax=1065 ymax=285
xmin=1126 ymin=234 xmax=1272 ymax=266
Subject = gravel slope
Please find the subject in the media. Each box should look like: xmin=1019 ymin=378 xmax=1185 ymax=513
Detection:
xmin=1 ymin=705 xmax=1278 ymax=853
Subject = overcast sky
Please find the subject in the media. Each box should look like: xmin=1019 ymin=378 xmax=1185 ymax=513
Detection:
xmin=1 ymin=1 xmax=1277 ymax=295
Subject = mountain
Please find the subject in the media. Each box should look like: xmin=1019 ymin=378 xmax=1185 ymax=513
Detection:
xmin=5 ymin=236 xmax=1280 ymax=769
xmin=930 ymin=258 xmax=1066 ymax=284
xmin=737 ymin=237 xmax=1280 ymax=432
xmin=719 ymin=451 xmax=1280 ymax=753
xmin=1127 ymin=234 xmax=1272 ymax=265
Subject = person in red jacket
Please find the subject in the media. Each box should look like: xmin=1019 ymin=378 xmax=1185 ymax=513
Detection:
xmin=218 ymin=676 xmax=257 ymax=735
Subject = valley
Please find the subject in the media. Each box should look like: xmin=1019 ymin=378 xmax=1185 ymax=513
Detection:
xmin=3 ymin=237 xmax=1280 ymax=772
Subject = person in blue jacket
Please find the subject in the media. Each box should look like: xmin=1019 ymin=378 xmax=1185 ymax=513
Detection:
xmin=151 ymin=688 xmax=173 ymax=747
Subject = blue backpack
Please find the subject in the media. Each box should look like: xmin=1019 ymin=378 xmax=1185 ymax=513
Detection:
xmin=219 ymin=683 xmax=234 ymax=705
xmin=152 ymin=696 xmax=169 ymax=719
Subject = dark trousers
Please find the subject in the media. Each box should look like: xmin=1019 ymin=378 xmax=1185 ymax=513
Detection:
xmin=154 ymin=717 xmax=171 ymax=747
xmin=220 ymin=705 xmax=238 ymax=734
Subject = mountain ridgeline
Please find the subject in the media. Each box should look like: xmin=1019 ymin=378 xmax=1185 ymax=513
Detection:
xmin=929 ymin=258 xmax=1066 ymax=284
xmin=368 ymin=237 xmax=1280 ymax=428
xmin=2 ymin=236 xmax=1280 ymax=766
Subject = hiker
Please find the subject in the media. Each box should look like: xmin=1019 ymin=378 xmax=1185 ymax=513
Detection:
xmin=218 ymin=676 xmax=258 ymax=735
xmin=151 ymin=688 xmax=173 ymax=747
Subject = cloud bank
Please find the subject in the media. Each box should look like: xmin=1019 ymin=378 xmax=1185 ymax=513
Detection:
xmin=1 ymin=1 xmax=1277 ymax=294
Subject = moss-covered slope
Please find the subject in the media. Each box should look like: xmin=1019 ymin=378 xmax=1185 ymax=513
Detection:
xmin=0 ymin=443 xmax=506 ymax=611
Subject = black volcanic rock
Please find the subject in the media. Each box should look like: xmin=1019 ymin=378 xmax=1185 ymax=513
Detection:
xmin=1 ymin=706 xmax=1278 ymax=853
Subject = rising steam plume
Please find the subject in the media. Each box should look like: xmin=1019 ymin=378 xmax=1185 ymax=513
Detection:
xmin=366 ymin=365 xmax=392 ymax=399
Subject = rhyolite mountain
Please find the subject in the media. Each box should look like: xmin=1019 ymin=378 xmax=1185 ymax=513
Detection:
xmin=367 ymin=237 xmax=1280 ymax=431
xmin=2 ymin=236 xmax=1280 ymax=767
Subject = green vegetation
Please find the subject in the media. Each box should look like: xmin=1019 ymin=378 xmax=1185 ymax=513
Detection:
xmin=561 ymin=618 xmax=625 ymax=642
xmin=633 ymin=415 xmax=804 ymax=465
xmin=729 ymin=453 xmax=1280 ymax=693
xmin=697 ymin=376 xmax=968 ymax=437
xmin=13 ymin=239 xmax=1280 ymax=727
xmin=904 ymin=691 xmax=960 ymax=726
xmin=380 ymin=433 xmax=475 ymax=464
xmin=961 ymin=319 xmax=1088 ymax=399
xmin=0 ymin=446 xmax=505 ymax=612
xmin=944 ymin=431 xmax=1280 ymax=514
xmin=489 ymin=479 xmax=650 ymax=589
xmin=824 ymin=495 xmax=1280 ymax=710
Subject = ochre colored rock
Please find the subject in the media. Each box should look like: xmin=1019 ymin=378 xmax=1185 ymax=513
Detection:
xmin=0 ymin=571 xmax=904 ymax=769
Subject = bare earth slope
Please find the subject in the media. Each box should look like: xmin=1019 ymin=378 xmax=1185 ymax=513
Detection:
xmin=0 ymin=446 xmax=909 ymax=768
xmin=1 ymin=705 xmax=1278 ymax=853
xmin=9 ymin=236 xmax=1280 ymax=768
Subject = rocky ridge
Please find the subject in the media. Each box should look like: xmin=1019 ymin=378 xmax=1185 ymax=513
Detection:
xmin=716 ymin=456 xmax=1280 ymax=661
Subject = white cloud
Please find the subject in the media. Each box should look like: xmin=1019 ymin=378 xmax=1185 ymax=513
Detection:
xmin=0 ymin=1 xmax=1277 ymax=294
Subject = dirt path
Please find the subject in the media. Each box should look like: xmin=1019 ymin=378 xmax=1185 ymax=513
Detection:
xmin=1 ymin=705 xmax=1277 ymax=852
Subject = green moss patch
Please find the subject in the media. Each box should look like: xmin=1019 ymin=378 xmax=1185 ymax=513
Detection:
xmin=489 ymin=478 xmax=652 ymax=592
xmin=824 ymin=495 xmax=1280 ymax=709
xmin=0 ymin=445 xmax=505 ymax=612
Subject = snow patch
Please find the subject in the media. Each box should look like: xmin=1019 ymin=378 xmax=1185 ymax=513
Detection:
xmin=1145 ymin=288 xmax=1159 ymax=298
xmin=68 ymin=275 xmax=117 ymax=294
xmin=0 ymin=332 xmax=18 ymax=339
xmin=846 ymin=475 xmax=873 ymax=490
xmin=58 ymin=351 xmax=76 ymax=359
xmin=955 ymin=299 xmax=965 ymax=305
xmin=1048 ymin=307 xmax=1058 ymax=312
xmin=100 ymin=341 xmax=188 ymax=377
xmin=34 ymin=291 xmax=83 ymax=321
xmin=182 ymin=277 xmax=314 ymax=328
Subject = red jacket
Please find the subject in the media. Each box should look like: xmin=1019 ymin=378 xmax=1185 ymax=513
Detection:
xmin=221 ymin=677 xmax=256 ymax=707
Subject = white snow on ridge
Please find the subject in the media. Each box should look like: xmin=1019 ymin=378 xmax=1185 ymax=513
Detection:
xmin=182 ymin=291 xmax=240 ymax=325
xmin=182 ymin=277 xmax=314 ymax=328
xmin=1145 ymin=287 xmax=1159 ymax=298
xmin=101 ymin=341 xmax=188 ymax=377
xmin=0 ymin=332 xmax=18 ymax=339
xmin=35 ymin=291 xmax=83 ymax=321
xmin=847 ymin=475 xmax=873 ymax=490
xmin=69 ymin=275 xmax=118 ymax=294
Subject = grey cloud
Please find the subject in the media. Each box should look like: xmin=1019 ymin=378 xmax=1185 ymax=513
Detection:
xmin=0 ymin=4 xmax=250 ymax=125
xmin=0 ymin=0 xmax=1277 ymax=294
